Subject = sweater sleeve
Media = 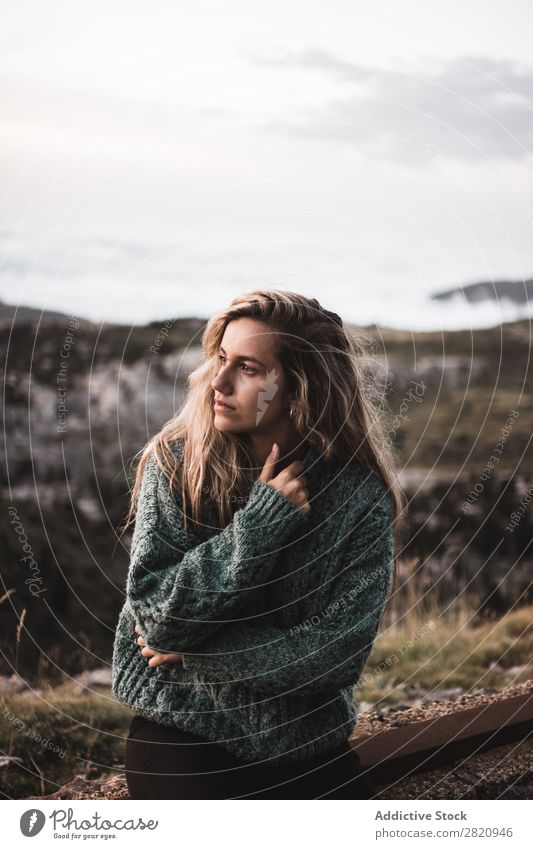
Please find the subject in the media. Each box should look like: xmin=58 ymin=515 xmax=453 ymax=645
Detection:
xmin=180 ymin=486 xmax=394 ymax=698
xmin=126 ymin=454 xmax=309 ymax=653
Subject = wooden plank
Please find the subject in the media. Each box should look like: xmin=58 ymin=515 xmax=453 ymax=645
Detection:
xmin=349 ymin=692 xmax=533 ymax=784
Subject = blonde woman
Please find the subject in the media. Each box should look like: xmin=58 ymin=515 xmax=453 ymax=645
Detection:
xmin=112 ymin=290 xmax=405 ymax=799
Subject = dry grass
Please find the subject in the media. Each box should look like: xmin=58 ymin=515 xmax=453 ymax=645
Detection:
xmin=359 ymin=599 xmax=533 ymax=708
xmin=0 ymin=683 xmax=131 ymax=800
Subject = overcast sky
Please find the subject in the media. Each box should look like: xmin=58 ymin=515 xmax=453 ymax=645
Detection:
xmin=1 ymin=0 xmax=533 ymax=329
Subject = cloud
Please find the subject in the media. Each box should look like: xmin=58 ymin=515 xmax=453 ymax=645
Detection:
xmin=252 ymin=50 xmax=533 ymax=163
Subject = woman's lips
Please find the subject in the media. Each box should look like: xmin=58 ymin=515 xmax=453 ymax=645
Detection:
xmin=214 ymin=401 xmax=235 ymax=412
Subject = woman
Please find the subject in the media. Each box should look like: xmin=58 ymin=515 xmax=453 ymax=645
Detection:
xmin=111 ymin=290 xmax=406 ymax=799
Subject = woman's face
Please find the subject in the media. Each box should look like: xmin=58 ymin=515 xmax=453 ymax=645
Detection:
xmin=211 ymin=318 xmax=290 ymax=434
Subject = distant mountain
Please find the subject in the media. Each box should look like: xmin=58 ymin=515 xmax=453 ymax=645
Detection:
xmin=0 ymin=298 xmax=210 ymax=332
xmin=430 ymin=279 xmax=533 ymax=305
xmin=0 ymin=299 xmax=88 ymax=325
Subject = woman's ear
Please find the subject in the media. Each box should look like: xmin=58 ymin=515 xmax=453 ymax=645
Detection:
xmin=282 ymin=387 xmax=297 ymax=407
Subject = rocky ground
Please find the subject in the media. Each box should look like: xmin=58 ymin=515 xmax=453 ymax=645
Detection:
xmin=373 ymin=737 xmax=533 ymax=799
xmin=354 ymin=679 xmax=533 ymax=799
xmin=352 ymin=678 xmax=533 ymax=737
xmin=24 ymin=679 xmax=533 ymax=800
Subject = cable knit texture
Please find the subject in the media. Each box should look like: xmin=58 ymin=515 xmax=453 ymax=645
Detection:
xmin=111 ymin=437 xmax=394 ymax=766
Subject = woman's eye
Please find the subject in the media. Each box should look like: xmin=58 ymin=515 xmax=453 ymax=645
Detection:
xmin=217 ymin=355 xmax=256 ymax=374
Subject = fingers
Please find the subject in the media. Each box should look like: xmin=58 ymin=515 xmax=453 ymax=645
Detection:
xmin=281 ymin=461 xmax=305 ymax=479
xmin=140 ymin=645 xmax=155 ymax=657
xmin=135 ymin=622 xmax=184 ymax=667
xmin=136 ymin=632 xmax=184 ymax=667
xmin=141 ymin=645 xmax=174 ymax=664
xmin=258 ymin=442 xmax=279 ymax=483
xmin=139 ymin=643 xmax=172 ymax=660
xmin=147 ymin=652 xmax=184 ymax=667
xmin=295 ymin=488 xmax=311 ymax=514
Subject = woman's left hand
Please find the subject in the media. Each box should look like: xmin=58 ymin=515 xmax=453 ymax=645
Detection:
xmin=134 ymin=623 xmax=185 ymax=668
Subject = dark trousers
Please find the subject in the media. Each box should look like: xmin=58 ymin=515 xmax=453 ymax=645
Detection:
xmin=125 ymin=714 xmax=375 ymax=800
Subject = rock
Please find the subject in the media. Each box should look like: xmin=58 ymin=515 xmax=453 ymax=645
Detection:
xmin=0 ymin=674 xmax=29 ymax=694
xmin=405 ymin=684 xmax=426 ymax=697
xmin=26 ymin=773 xmax=129 ymax=800
xmin=504 ymin=665 xmax=533 ymax=677
xmin=422 ymin=687 xmax=465 ymax=702
xmin=73 ymin=667 xmax=112 ymax=693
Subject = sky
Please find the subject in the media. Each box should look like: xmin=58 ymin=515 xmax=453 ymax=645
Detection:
xmin=1 ymin=0 xmax=533 ymax=330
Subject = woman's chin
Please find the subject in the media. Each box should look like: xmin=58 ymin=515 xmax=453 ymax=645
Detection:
xmin=213 ymin=419 xmax=237 ymax=432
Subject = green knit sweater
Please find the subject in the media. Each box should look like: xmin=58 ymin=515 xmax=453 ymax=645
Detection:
xmin=111 ymin=437 xmax=394 ymax=766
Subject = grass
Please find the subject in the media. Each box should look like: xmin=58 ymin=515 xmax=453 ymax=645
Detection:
xmin=0 ymin=683 xmax=132 ymax=800
xmin=359 ymin=602 xmax=533 ymax=708
xmin=0 ymin=585 xmax=132 ymax=800
xmin=1 ymin=603 xmax=532 ymax=799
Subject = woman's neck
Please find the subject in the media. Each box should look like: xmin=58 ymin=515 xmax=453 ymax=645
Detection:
xmin=247 ymin=431 xmax=309 ymax=475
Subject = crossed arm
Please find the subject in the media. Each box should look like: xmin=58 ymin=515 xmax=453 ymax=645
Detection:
xmin=134 ymin=473 xmax=394 ymax=699
xmin=127 ymin=453 xmax=309 ymax=654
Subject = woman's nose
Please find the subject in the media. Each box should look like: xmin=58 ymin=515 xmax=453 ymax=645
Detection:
xmin=212 ymin=369 xmax=232 ymax=393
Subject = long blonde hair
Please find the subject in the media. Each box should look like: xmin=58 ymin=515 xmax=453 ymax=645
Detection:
xmin=120 ymin=290 xmax=407 ymax=585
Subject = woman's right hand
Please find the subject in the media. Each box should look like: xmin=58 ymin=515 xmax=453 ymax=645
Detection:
xmin=258 ymin=443 xmax=311 ymax=516
xmin=134 ymin=624 xmax=184 ymax=668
